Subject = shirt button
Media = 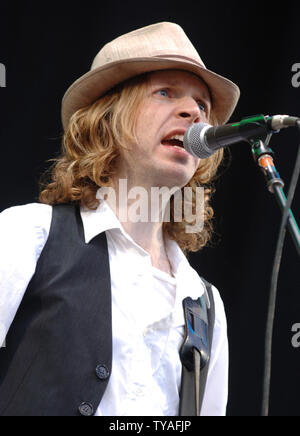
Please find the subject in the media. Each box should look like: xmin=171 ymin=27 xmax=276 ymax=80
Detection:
xmin=78 ymin=402 xmax=94 ymax=416
xmin=96 ymin=364 xmax=110 ymax=380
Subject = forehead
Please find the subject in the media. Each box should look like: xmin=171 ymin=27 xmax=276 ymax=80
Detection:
xmin=147 ymin=69 xmax=211 ymax=100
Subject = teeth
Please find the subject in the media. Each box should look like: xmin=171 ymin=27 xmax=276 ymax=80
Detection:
xmin=169 ymin=134 xmax=184 ymax=142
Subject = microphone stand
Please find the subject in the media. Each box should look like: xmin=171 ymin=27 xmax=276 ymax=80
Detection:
xmin=251 ymin=139 xmax=300 ymax=257
xmin=251 ymin=136 xmax=300 ymax=417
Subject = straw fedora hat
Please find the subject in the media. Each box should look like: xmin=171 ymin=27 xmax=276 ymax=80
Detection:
xmin=61 ymin=22 xmax=240 ymax=130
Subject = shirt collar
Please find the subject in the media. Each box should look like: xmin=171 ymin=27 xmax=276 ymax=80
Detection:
xmin=80 ymin=188 xmax=188 ymax=265
xmin=80 ymin=187 xmax=132 ymax=244
xmin=80 ymin=187 xmax=210 ymax=308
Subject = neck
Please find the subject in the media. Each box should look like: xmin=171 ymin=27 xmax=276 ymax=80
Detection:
xmin=103 ymin=178 xmax=176 ymax=275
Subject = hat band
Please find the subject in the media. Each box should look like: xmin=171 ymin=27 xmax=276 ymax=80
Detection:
xmin=153 ymin=54 xmax=205 ymax=69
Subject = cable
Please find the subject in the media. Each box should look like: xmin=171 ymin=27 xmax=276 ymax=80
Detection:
xmin=261 ymin=121 xmax=300 ymax=416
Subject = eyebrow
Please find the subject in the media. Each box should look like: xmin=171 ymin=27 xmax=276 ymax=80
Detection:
xmin=149 ymin=76 xmax=211 ymax=102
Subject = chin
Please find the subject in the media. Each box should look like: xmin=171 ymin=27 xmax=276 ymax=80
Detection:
xmin=156 ymin=168 xmax=195 ymax=189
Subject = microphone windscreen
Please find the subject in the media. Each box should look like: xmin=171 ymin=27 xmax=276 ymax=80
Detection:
xmin=183 ymin=123 xmax=213 ymax=159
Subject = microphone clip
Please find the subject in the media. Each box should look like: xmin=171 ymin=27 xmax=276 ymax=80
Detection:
xmin=251 ymin=139 xmax=284 ymax=193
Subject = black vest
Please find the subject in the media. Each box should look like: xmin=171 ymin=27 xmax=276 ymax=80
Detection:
xmin=0 ymin=204 xmax=214 ymax=416
xmin=0 ymin=205 xmax=112 ymax=416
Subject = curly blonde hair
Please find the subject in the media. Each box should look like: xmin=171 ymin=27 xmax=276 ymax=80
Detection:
xmin=39 ymin=72 xmax=223 ymax=254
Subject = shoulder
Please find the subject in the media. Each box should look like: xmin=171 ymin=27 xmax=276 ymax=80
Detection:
xmin=210 ymin=284 xmax=227 ymax=327
xmin=200 ymin=278 xmax=227 ymax=332
xmin=206 ymin=283 xmax=228 ymax=364
xmin=0 ymin=203 xmax=53 ymax=258
xmin=0 ymin=202 xmax=52 ymax=225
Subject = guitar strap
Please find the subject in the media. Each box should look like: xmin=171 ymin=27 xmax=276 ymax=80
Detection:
xmin=179 ymin=278 xmax=215 ymax=416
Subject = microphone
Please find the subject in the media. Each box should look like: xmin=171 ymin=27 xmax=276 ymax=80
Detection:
xmin=183 ymin=114 xmax=300 ymax=159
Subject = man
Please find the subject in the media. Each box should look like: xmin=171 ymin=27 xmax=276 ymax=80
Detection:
xmin=0 ymin=22 xmax=240 ymax=416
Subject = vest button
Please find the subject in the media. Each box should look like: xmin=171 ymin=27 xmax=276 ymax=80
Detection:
xmin=96 ymin=364 xmax=110 ymax=380
xmin=78 ymin=402 xmax=94 ymax=416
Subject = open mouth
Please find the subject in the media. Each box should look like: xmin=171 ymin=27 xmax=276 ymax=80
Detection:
xmin=161 ymin=134 xmax=185 ymax=149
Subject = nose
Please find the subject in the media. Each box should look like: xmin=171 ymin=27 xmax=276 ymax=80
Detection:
xmin=176 ymin=96 xmax=203 ymax=123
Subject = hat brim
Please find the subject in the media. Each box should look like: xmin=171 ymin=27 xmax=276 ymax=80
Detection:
xmin=61 ymin=57 xmax=240 ymax=129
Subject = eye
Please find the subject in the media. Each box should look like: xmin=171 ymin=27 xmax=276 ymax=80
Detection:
xmin=156 ymin=89 xmax=169 ymax=97
xmin=197 ymin=101 xmax=206 ymax=112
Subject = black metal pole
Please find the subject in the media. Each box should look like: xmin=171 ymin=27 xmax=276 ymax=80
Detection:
xmin=272 ymin=184 xmax=300 ymax=257
xmin=251 ymin=140 xmax=300 ymax=257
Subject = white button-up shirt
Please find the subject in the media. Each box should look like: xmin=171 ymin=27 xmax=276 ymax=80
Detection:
xmin=0 ymin=191 xmax=229 ymax=416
